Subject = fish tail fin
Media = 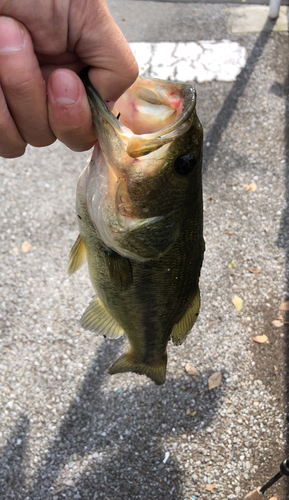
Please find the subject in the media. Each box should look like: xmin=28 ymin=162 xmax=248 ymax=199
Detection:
xmin=108 ymin=352 xmax=167 ymax=385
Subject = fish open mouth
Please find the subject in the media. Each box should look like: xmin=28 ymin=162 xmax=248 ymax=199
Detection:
xmin=80 ymin=68 xmax=197 ymax=159
xmin=113 ymin=79 xmax=186 ymax=135
xmin=115 ymin=78 xmax=197 ymax=158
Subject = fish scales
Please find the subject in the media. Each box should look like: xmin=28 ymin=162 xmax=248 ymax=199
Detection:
xmin=68 ymin=68 xmax=204 ymax=385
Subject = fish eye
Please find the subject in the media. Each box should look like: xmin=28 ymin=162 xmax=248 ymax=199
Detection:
xmin=174 ymin=154 xmax=195 ymax=175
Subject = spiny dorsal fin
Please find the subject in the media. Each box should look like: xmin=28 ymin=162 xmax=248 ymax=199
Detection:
xmin=171 ymin=288 xmax=200 ymax=346
xmin=103 ymin=250 xmax=133 ymax=290
xmin=67 ymin=235 xmax=86 ymax=275
xmin=108 ymin=352 xmax=167 ymax=385
xmin=80 ymin=296 xmax=124 ymax=339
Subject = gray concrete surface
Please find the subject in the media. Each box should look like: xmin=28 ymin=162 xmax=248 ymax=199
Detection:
xmin=1 ymin=2 xmax=289 ymax=499
xmin=125 ymin=0 xmax=289 ymax=5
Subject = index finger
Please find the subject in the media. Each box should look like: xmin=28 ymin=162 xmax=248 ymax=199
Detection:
xmin=0 ymin=16 xmax=55 ymax=148
xmin=70 ymin=0 xmax=138 ymax=103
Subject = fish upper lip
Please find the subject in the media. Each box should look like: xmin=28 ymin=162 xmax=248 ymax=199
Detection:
xmin=80 ymin=67 xmax=130 ymax=135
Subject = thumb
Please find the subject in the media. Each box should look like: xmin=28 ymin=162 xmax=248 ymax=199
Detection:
xmin=70 ymin=0 xmax=138 ymax=102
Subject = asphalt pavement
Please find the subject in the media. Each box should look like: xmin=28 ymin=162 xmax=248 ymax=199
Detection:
xmin=1 ymin=2 xmax=289 ymax=499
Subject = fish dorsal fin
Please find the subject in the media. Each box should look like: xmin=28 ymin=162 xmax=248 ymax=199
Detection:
xmin=103 ymin=250 xmax=133 ymax=290
xmin=67 ymin=235 xmax=86 ymax=275
xmin=171 ymin=288 xmax=200 ymax=346
xmin=80 ymin=296 xmax=124 ymax=339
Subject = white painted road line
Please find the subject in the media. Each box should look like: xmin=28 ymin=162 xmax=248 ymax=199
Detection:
xmin=130 ymin=40 xmax=247 ymax=83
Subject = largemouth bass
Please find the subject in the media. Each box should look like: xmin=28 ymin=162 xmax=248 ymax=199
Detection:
xmin=68 ymin=68 xmax=204 ymax=385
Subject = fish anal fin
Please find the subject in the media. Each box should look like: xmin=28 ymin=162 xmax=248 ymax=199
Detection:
xmin=67 ymin=235 xmax=86 ymax=275
xmin=103 ymin=250 xmax=133 ymax=290
xmin=81 ymin=297 xmax=124 ymax=339
xmin=108 ymin=352 xmax=167 ymax=385
xmin=171 ymin=288 xmax=200 ymax=346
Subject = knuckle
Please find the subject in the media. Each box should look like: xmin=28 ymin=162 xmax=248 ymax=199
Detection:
xmin=63 ymin=138 xmax=95 ymax=153
xmin=0 ymin=145 xmax=27 ymax=158
xmin=0 ymin=124 xmax=27 ymax=158
xmin=128 ymin=58 xmax=139 ymax=81
xmin=29 ymin=134 xmax=56 ymax=148
xmin=4 ymin=74 xmax=46 ymax=99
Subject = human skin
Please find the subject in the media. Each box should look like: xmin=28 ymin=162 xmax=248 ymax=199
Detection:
xmin=0 ymin=0 xmax=138 ymax=158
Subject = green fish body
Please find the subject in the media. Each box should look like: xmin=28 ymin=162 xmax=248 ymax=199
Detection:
xmin=68 ymin=69 xmax=204 ymax=385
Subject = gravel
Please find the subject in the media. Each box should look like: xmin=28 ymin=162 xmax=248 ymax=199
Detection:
xmin=1 ymin=7 xmax=289 ymax=500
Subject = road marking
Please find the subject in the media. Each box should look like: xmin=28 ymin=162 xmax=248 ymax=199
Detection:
xmin=228 ymin=5 xmax=288 ymax=33
xmin=130 ymin=40 xmax=247 ymax=83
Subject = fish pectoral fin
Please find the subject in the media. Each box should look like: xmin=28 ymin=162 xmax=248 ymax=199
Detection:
xmin=171 ymin=288 xmax=200 ymax=346
xmin=119 ymin=212 xmax=180 ymax=260
xmin=103 ymin=250 xmax=133 ymax=290
xmin=80 ymin=296 xmax=124 ymax=339
xmin=108 ymin=352 xmax=167 ymax=385
xmin=67 ymin=235 xmax=86 ymax=275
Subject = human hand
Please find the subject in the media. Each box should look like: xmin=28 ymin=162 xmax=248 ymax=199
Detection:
xmin=0 ymin=0 xmax=138 ymax=158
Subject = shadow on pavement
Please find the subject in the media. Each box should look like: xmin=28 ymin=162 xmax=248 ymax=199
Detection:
xmin=203 ymin=18 xmax=276 ymax=171
xmin=0 ymin=415 xmax=29 ymax=499
xmin=0 ymin=336 xmax=222 ymax=499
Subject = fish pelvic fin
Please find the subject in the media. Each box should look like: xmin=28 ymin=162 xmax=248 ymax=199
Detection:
xmin=81 ymin=296 xmax=124 ymax=339
xmin=109 ymin=352 xmax=167 ymax=385
xmin=67 ymin=235 xmax=86 ymax=275
xmin=171 ymin=287 xmax=200 ymax=346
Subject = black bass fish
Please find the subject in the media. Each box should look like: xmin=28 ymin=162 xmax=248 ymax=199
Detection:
xmin=68 ymin=69 xmax=204 ymax=385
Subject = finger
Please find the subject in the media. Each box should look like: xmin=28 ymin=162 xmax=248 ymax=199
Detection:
xmin=0 ymin=85 xmax=26 ymax=158
xmin=0 ymin=16 xmax=55 ymax=148
xmin=47 ymin=69 xmax=96 ymax=152
xmin=69 ymin=0 xmax=139 ymax=103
